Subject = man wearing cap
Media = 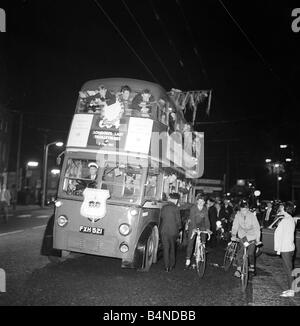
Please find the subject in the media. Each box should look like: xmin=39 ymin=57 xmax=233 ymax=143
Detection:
xmin=87 ymin=162 xmax=98 ymax=181
xmin=83 ymin=162 xmax=99 ymax=188
xmin=75 ymin=162 xmax=99 ymax=191
xmin=159 ymin=193 xmax=182 ymax=272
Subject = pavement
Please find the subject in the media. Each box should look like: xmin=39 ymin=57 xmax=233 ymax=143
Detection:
xmin=8 ymin=204 xmax=53 ymax=212
xmin=252 ymin=253 xmax=300 ymax=306
xmin=0 ymin=204 xmax=54 ymax=236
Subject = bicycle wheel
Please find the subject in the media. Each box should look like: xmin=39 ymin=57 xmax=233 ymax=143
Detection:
xmin=223 ymin=243 xmax=235 ymax=272
xmin=196 ymin=245 xmax=206 ymax=278
xmin=241 ymin=255 xmax=249 ymax=292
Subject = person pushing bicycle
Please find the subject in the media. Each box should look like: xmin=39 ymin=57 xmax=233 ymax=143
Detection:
xmin=185 ymin=193 xmax=211 ymax=269
xmin=230 ymin=200 xmax=261 ymax=277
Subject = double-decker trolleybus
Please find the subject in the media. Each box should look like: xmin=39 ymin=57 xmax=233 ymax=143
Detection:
xmin=49 ymin=78 xmax=204 ymax=271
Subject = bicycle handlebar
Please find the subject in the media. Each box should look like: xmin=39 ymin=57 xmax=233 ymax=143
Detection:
xmin=230 ymin=238 xmax=261 ymax=247
xmin=191 ymin=229 xmax=212 ymax=241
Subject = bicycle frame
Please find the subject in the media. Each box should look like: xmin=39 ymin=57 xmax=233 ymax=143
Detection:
xmin=224 ymin=239 xmax=255 ymax=269
xmin=192 ymin=229 xmax=211 ymax=278
xmin=233 ymin=239 xmax=256 ymax=291
xmin=193 ymin=230 xmax=211 ymax=261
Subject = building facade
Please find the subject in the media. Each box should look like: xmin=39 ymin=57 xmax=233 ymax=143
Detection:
xmin=0 ymin=104 xmax=12 ymax=186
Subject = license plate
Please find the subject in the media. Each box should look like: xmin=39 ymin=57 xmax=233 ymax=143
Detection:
xmin=79 ymin=226 xmax=104 ymax=235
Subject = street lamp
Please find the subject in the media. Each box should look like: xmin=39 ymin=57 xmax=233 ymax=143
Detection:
xmin=254 ymin=190 xmax=261 ymax=197
xmin=27 ymin=161 xmax=39 ymax=168
xmin=266 ymin=160 xmax=284 ymax=200
xmin=51 ymin=169 xmax=60 ymax=175
xmin=26 ymin=161 xmax=40 ymax=203
xmin=279 ymin=144 xmax=295 ymax=200
xmin=41 ymin=141 xmax=64 ymax=208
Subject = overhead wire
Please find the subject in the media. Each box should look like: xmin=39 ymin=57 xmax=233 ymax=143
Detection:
xmin=92 ymin=0 xmax=160 ymax=84
xmin=175 ymin=0 xmax=210 ymax=84
xmin=174 ymin=0 xmax=216 ymax=120
xmin=218 ymin=0 xmax=298 ymax=111
xmin=148 ymin=0 xmax=194 ymax=89
xmin=218 ymin=0 xmax=281 ymax=83
xmin=121 ymin=0 xmax=179 ymax=88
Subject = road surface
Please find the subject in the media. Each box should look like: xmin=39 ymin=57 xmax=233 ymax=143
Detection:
xmin=0 ymin=206 xmax=299 ymax=306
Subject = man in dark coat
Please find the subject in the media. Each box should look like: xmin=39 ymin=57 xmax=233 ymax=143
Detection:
xmin=207 ymin=197 xmax=218 ymax=246
xmin=262 ymin=201 xmax=276 ymax=227
xmin=219 ymin=198 xmax=234 ymax=232
xmin=185 ymin=193 xmax=210 ymax=268
xmin=159 ymin=193 xmax=182 ymax=272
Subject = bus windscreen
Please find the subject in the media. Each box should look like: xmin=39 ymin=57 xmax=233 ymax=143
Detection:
xmin=62 ymin=158 xmax=143 ymax=204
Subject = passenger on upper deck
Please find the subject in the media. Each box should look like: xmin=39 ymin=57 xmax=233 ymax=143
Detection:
xmin=118 ymin=85 xmax=133 ymax=116
xmin=131 ymin=88 xmax=155 ymax=118
xmin=168 ymin=111 xmax=176 ymax=133
xmin=78 ymin=85 xmax=116 ymax=113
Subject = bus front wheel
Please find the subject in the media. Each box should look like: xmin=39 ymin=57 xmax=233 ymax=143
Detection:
xmin=142 ymin=228 xmax=156 ymax=272
xmin=47 ymin=250 xmax=70 ymax=264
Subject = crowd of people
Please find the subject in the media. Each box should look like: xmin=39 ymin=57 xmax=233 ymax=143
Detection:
xmin=158 ymin=192 xmax=297 ymax=298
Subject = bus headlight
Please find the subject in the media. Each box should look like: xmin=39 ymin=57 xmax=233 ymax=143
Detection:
xmin=119 ymin=223 xmax=131 ymax=236
xmin=119 ymin=243 xmax=129 ymax=253
xmin=57 ymin=215 xmax=68 ymax=227
xmin=129 ymin=209 xmax=138 ymax=216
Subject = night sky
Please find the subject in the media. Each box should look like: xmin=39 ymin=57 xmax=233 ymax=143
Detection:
xmin=1 ymin=0 xmax=300 ymax=198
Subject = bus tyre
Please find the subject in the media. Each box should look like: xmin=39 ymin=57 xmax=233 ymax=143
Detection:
xmin=47 ymin=250 xmax=70 ymax=264
xmin=142 ymin=228 xmax=156 ymax=272
xmin=48 ymin=255 xmax=63 ymax=264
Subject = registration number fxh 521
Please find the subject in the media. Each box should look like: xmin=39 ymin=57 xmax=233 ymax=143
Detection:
xmin=79 ymin=226 xmax=104 ymax=235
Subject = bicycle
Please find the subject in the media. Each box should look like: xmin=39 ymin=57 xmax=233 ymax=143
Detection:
xmin=223 ymin=238 xmax=261 ymax=292
xmin=191 ymin=229 xmax=211 ymax=279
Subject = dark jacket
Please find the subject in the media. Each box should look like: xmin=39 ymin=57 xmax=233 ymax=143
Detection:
xmin=208 ymin=205 xmax=218 ymax=232
xmin=219 ymin=204 xmax=234 ymax=221
xmin=76 ymin=174 xmax=98 ymax=190
xmin=189 ymin=204 xmax=210 ymax=232
xmin=159 ymin=202 xmax=181 ymax=236
xmin=263 ymin=208 xmax=276 ymax=224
